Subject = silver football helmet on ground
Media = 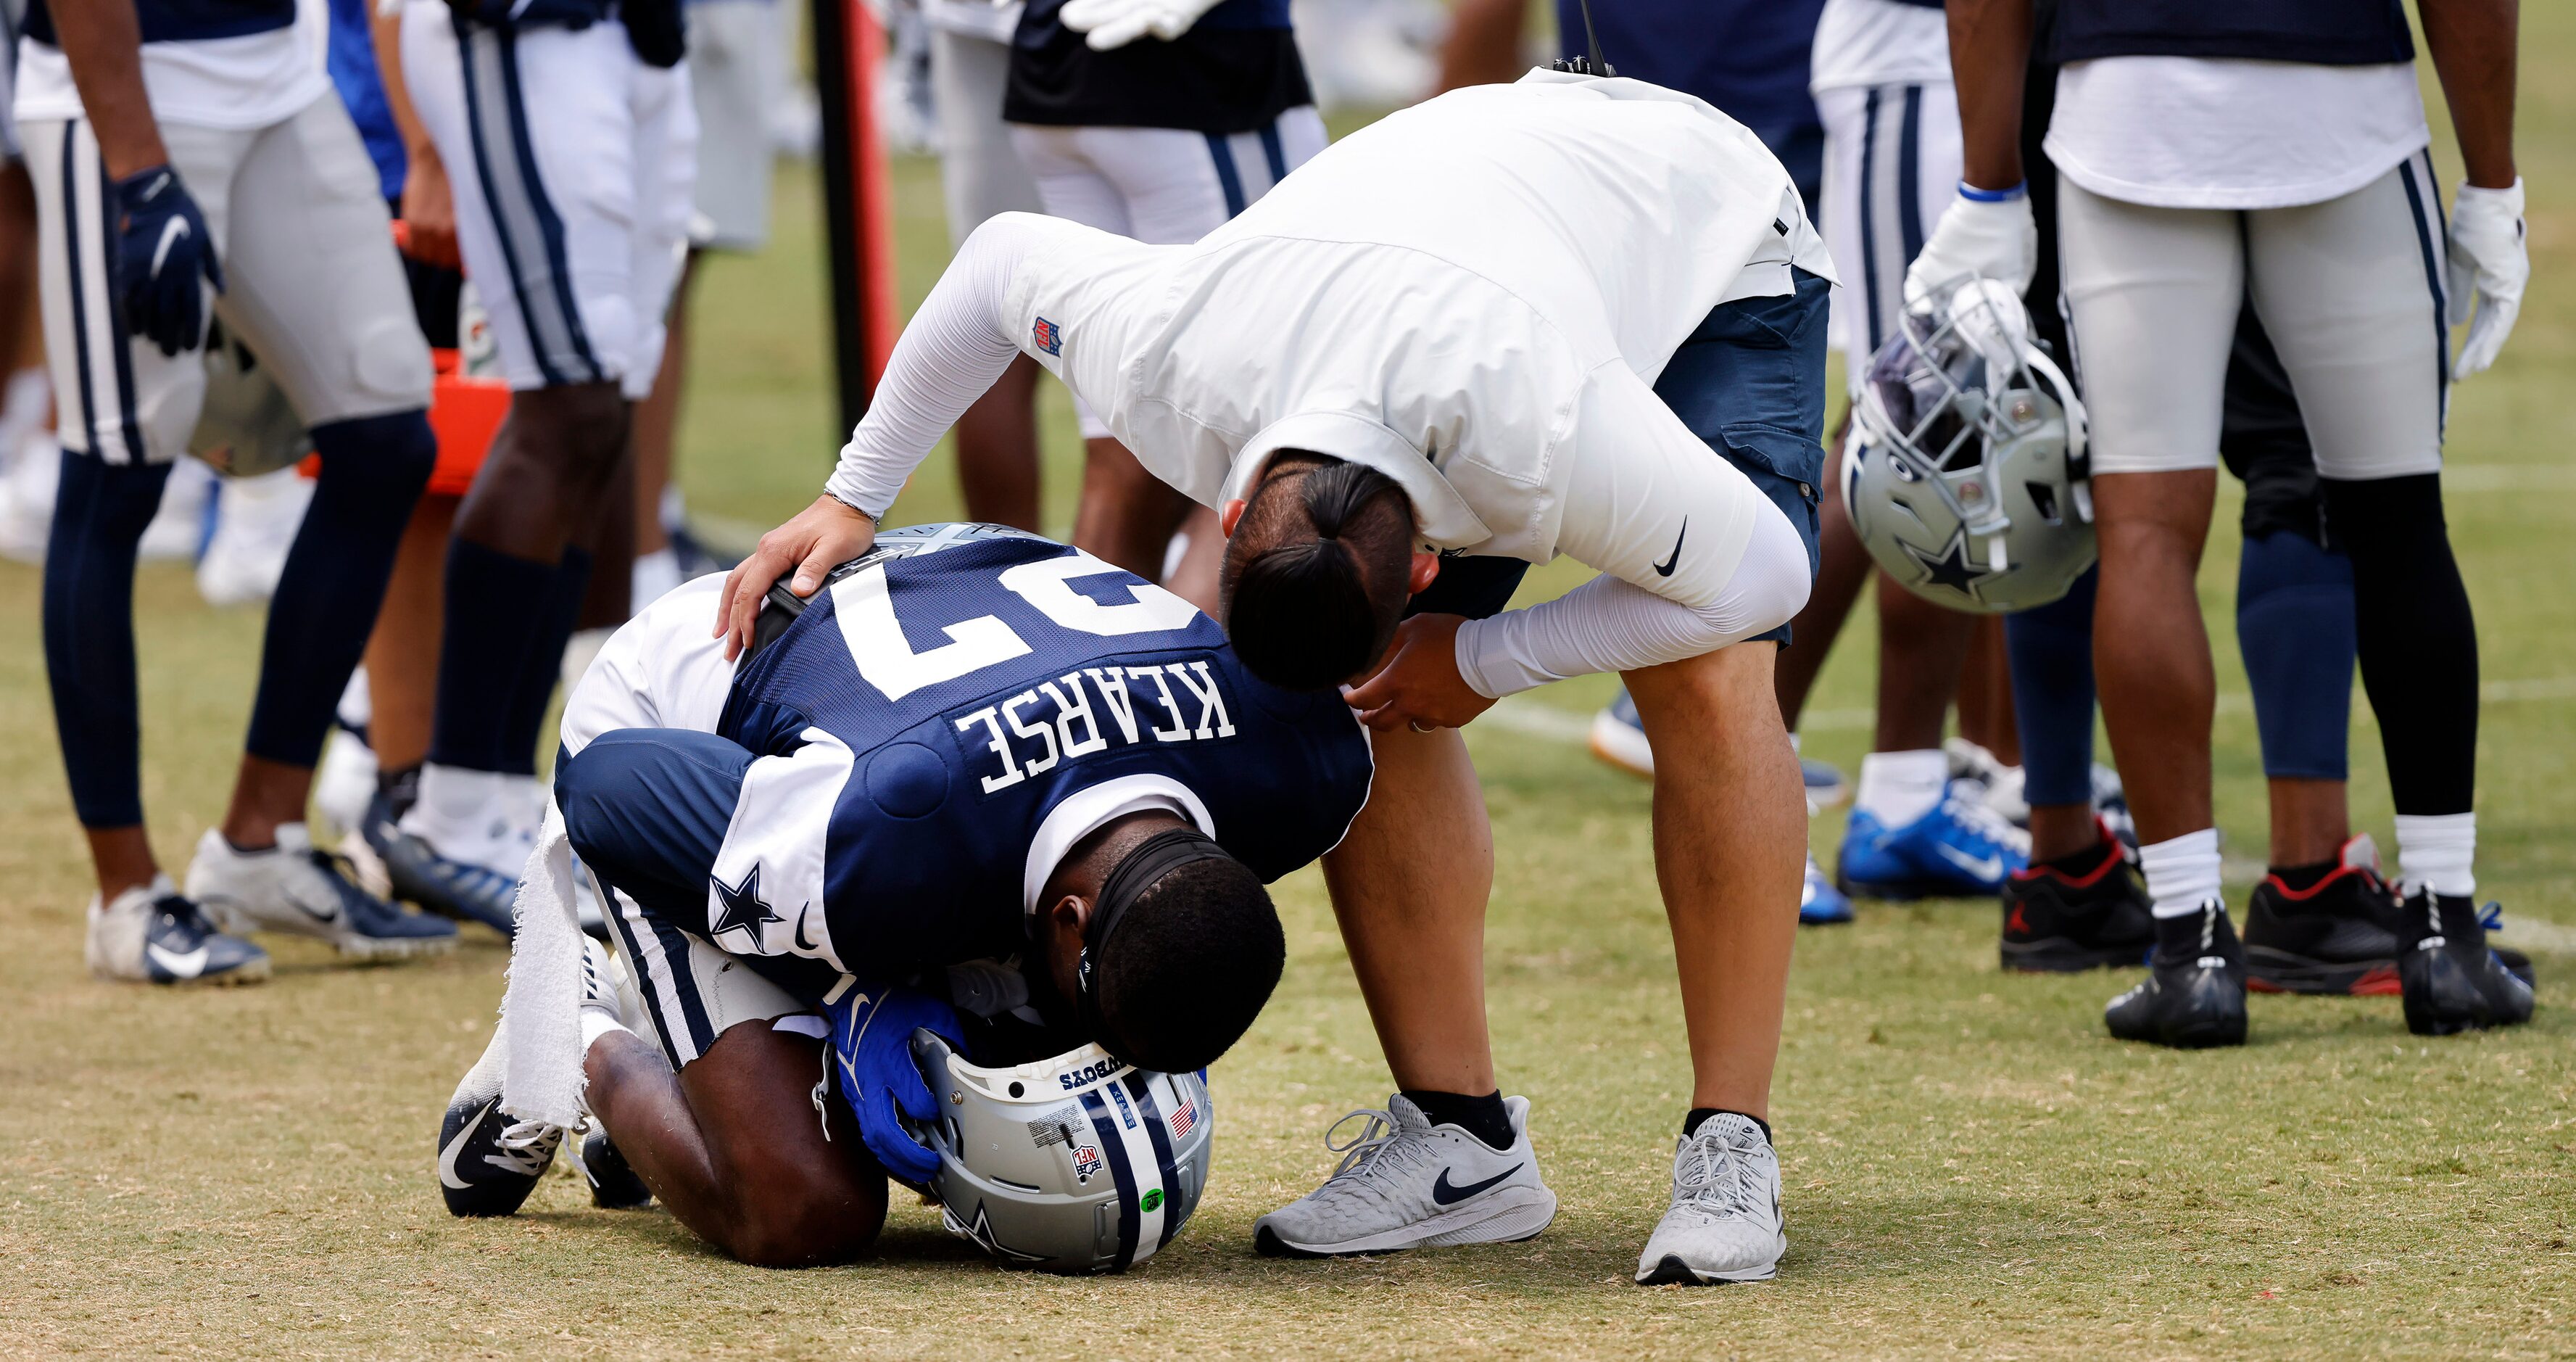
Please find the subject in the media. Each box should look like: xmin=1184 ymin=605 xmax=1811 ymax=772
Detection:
xmin=1847 ymin=276 xmax=2093 ymax=614
xmin=910 ymin=1033 xmax=1214 ymax=1274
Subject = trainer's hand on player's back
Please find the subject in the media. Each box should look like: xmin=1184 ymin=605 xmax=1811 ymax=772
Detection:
xmin=1342 ymin=613 xmax=1496 ymax=733
xmin=717 ymin=494 xmax=877 ymax=659
xmin=396 ymin=145 xmax=463 ymax=271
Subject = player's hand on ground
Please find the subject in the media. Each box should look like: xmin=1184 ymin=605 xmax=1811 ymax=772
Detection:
xmin=717 ymin=494 xmax=877 ymax=660
xmin=1058 ymin=0 xmax=1225 ymax=49
xmin=2447 ymin=178 xmax=2527 ymax=380
xmin=823 ymin=984 xmax=964 ymax=1187
xmin=397 ymin=146 xmax=463 ymax=271
xmin=1342 ymin=613 xmax=1495 ymax=733
xmin=110 ymin=165 xmax=223 ymax=357
xmin=1903 ymin=189 xmax=2035 ymax=308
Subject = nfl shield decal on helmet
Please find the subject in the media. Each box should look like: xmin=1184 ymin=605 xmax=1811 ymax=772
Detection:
xmin=1032 ymin=317 xmax=1063 ymax=355
xmin=1072 ymin=1143 xmax=1103 ymax=1184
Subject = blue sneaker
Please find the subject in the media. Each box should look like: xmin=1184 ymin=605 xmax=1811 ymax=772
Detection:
xmin=1800 ymin=852 xmax=1853 ymax=925
xmin=1836 ymin=783 xmax=2031 ymax=899
xmin=1588 ymin=688 xmax=1654 ymax=778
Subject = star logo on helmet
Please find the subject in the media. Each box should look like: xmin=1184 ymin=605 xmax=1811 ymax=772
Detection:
xmin=708 ymin=865 xmax=783 ymax=946
xmin=1904 ymin=529 xmax=1995 ymax=600
xmin=958 ymin=1202 xmax=1048 ymax=1263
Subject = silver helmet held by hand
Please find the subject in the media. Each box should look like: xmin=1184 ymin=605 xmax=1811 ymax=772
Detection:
xmin=1847 ymin=276 xmax=2094 ymax=614
xmin=908 ymin=1033 xmax=1214 ymax=1274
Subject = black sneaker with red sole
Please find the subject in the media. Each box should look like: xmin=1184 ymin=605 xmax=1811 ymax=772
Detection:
xmin=2245 ymin=836 xmax=2536 ymax=995
xmin=2243 ymin=838 xmax=2404 ymax=996
xmin=2000 ymin=830 xmax=2153 ymax=973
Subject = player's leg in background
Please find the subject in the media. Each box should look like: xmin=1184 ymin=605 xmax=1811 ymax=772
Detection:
xmin=197 ymin=99 xmax=438 ymax=850
xmin=2220 ymin=305 xmax=2356 ymax=872
xmin=2245 ymin=160 xmax=2525 ymax=1028
xmin=932 ymin=27 xmax=1045 ymax=532
xmin=630 ymin=0 xmax=782 ymax=606
xmin=2057 ymin=178 xmax=2253 ymax=1045
xmin=389 ymin=18 xmax=689 ymax=921
xmin=555 ymin=727 xmax=887 ymax=1265
xmin=22 ymin=115 xmax=270 ymax=980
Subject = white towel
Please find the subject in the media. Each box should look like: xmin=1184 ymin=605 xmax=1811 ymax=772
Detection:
xmin=500 ymin=798 xmax=589 ymax=1131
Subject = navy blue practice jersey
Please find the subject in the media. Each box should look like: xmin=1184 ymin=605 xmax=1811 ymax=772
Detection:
xmin=26 ymin=0 xmax=295 ymax=46
xmin=718 ymin=524 xmax=1372 ymax=975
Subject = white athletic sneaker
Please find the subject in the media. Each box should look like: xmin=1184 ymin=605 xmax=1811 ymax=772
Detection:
xmin=1254 ymin=1094 xmax=1557 ymax=1258
xmin=85 ymin=875 xmax=270 ymax=986
xmin=184 ymin=824 xmax=458 ymax=960
xmin=1634 ymin=1113 xmax=1786 ymax=1285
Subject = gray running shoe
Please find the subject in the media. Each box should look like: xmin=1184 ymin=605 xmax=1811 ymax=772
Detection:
xmin=1635 ymin=1113 xmax=1786 ymax=1284
xmin=1254 ymin=1094 xmax=1556 ymax=1258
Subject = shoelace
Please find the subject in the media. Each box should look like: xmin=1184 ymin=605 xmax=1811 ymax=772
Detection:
xmin=488 ymin=1119 xmax=563 ymax=1178
xmin=1322 ymin=1108 xmax=1410 ymax=1181
xmin=1673 ymin=1126 xmax=1769 ymax=1222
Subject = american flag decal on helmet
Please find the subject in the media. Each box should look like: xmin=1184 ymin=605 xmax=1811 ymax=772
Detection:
xmin=1167 ymin=1094 xmax=1197 ymax=1139
xmin=1032 ymin=317 xmax=1062 ymax=355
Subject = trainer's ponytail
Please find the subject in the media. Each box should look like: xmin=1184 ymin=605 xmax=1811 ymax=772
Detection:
xmin=1222 ymin=457 xmax=1413 ymax=691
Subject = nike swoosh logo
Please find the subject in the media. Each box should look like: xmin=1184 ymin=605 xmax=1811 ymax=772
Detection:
xmin=152 ymin=216 xmax=190 ymax=276
xmin=793 ymin=910 xmax=819 ymax=953
xmin=1431 ymin=1163 xmax=1523 ymax=1205
xmin=146 ymin=942 xmax=210 ymax=978
xmin=438 ymin=1101 xmax=491 ymax=1189
xmin=1935 ymin=844 xmax=2005 ymax=882
xmin=1652 ymin=520 xmax=1688 ymax=577
xmin=285 ymin=889 xmax=339 ymax=925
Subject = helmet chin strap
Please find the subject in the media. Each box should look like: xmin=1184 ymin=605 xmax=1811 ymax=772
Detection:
xmin=1074 ymin=827 xmax=1230 ymax=1065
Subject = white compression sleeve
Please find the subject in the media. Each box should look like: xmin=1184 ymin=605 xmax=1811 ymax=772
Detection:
xmin=1452 ymin=495 xmax=1812 ymax=699
xmin=822 ymin=214 xmax=1078 ymax=516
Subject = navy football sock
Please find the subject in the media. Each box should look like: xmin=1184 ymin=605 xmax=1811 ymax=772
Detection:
xmin=1402 ymin=1089 xmax=1515 ymax=1152
xmin=494 ymin=545 xmax=592 ymax=777
xmin=2320 ymin=475 xmax=2477 ymax=815
xmin=2003 ymin=564 xmax=2097 ymax=809
xmin=42 ymin=451 xmax=173 ymax=828
xmin=2234 ymin=529 xmax=2356 ymax=783
xmin=427 ymin=538 xmax=562 ymax=772
xmin=244 ymin=411 xmax=434 ymax=768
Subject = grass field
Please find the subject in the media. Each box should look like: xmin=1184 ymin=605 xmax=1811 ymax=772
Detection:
xmin=7 ymin=28 xmax=2576 ymax=1360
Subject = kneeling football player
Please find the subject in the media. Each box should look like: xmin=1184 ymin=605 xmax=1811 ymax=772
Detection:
xmin=435 ymin=524 xmax=1372 ymax=1267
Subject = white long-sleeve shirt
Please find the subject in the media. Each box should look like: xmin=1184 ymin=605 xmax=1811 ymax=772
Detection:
xmin=827 ymin=70 xmax=1834 ymax=696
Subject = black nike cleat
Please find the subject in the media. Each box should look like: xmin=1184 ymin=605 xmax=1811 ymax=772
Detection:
xmin=437 ymin=1015 xmax=562 ymax=1217
xmin=2242 ymin=836 xmax=2403 ymax=996
xmin=2395 ymin=888 xmax=2535 ymax=1037
xmin=2000 ymin=828 xmax=2153 ymax=973
xmin=2105 ymin=900 xmax=2248 ymax=1049
xmin=581 ymin=1133 xmax=653 ymax=1210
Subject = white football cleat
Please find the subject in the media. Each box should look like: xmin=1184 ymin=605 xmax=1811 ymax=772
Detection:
xmin=85 ymin=875 xmax=270 ymax=986
xmin=1635 ymin=1113 xmax=1787 ymax=1285
xmin=1254 ymin=1094 xmax=1557 ymax=1258
xmin=185 ymin=824 xmax=457 ymax=960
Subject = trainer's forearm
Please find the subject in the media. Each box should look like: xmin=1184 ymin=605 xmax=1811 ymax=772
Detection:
xmin=370 ymin=0 xmax=434 ymax=162
xmin=48 ymin=0 xmax=169 ymax=178
xmin=1945 ymin=0 xmax=2034 ymax=191
xmin=824 ymin=215 xmax=1064 ymax=516
xmin=2420 ymin=0 xmax=2518 ymax=189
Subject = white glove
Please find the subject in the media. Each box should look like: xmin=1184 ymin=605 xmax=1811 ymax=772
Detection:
xmin=1903 ymin=189 xmax=2037 ymax=308
xmin=2445 ymin=178 xmax=2526 ymax=381
xmin=1056 ymin=0 xmax=1224 ymax=49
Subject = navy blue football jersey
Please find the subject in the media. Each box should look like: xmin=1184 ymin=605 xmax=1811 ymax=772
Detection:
xmin=720 ymin=524 xmax=1372 ymax=975
xmin=25 ymin=0 xmax=294 ymax=46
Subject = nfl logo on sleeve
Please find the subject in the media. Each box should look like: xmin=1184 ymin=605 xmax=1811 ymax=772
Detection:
xmin=1032 ymin=317 xmax=1063 ymax=355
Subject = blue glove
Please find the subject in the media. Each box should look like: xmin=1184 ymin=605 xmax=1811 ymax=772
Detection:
xmin=110 ymin=165 xmax=222 ymax=358
xmin=824 ymin=983 xmax=963 ymax=1187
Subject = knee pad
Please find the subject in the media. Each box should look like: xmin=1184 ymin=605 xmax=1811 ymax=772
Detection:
xmin=2235 ymin=531 xmax=2355 ymax=781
